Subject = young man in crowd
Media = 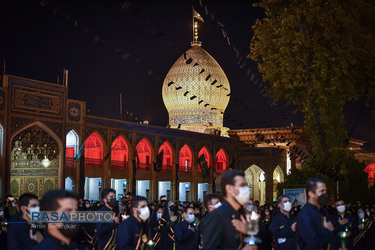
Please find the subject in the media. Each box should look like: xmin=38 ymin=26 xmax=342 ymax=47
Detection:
xmin=36 ymin=189 xmax=83 ymax=249
xmin=116 ymin=196 xmax=150 ymax=249
xmin=271 ymin=195 xmax=297 ymax=250
xmin=174 ymin=206 xmax=199 ymax=249
xmin=296 ymin=177 xmax=335 ymax=249
xmin=203 ymin=169 xmax=256 ymax=250
xmin=96 ymin=188 xmax=120 ymax=250
xmin=7 ymin=193 xmax=43 ymax=250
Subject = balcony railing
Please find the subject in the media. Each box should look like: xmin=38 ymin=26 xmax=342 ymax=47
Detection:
xmin=161 ymin=164 xmax=172 ymax=172
xmin=65 ymin=157 xmax=75 ymax=167
xmin=179 ymin=165 xmax=192 ymax=173
xmin=85 ymin=158 xmax=103 ymax=168
xmin=137 ymin=163 xmax=151 ymax=171
xmin=111 ymin=160 xmax=128 ymax=169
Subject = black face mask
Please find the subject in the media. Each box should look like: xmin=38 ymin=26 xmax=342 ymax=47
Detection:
xmin=58 ymin=223 xmax=81 ymax=238
xmin=107 ymin=198 xmax=117 ymax=208
xmin=317 ymin=193 xmax=329 ymax=206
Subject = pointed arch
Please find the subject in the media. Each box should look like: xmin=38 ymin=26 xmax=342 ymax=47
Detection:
xmin=0 ymin=123 xmax=3 ymax=157
xmin=111 ymin=135 xmax=129 ymax=169
xmin=198 ymin=146 xmax=211 ymax=172
xmin=136 ymin=138 xmax=153 ymax=170
xmin=159 ymin=141 xmax=174 ymax=171
xmin=215 ymin=148 xmax=228 ymax=172
xmin=84 ymin=132 xmax=104 ymax=168
xmin=66 ymin=130 xmax=79 ymax=167
xmin=273 ymin=165 xmax=284 ymax=200
xmin=245 ymin=165 xmax=266 ymax=205
xmin=179 ymin=144 xmax=193 ymax=172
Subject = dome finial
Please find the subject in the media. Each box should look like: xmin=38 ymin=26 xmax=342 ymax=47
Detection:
xmin=192 ymin=7 xmax=204 ymax=47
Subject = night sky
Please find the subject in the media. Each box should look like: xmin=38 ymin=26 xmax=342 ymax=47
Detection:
xmin=1 ymin=0 xmax=374 ymax=151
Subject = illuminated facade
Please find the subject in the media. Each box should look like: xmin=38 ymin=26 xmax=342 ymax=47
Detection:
xmin=162 ymin=43 xmax=230 ymax=135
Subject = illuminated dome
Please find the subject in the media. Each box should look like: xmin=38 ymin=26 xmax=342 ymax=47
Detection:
xmin=162 ymin=43 xmax=230 ymax=133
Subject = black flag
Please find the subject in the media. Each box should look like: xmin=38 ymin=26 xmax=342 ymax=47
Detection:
xmin=176 ymin=163 xmax=180 ymax=200
xmin=197 ymin=154 xmax=209 ymax=178
xmin=154 ymin=150 xmax=164 ymax=171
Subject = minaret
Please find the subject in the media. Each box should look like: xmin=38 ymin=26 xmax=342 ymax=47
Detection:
xmin=191 ymin=7 xmax=204 ymax=47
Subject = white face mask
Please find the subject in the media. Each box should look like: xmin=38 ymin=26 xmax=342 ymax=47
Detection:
xmin=186 ymin=214 xmax=195 ymax=223
xmin=358 ymin=213 xmax=365 ymax=219
xmin=232 ymin=186 xmax=250 ymax=206
xmin=214 ymin=202 xmax=222 ymax=209
xmin=0 ymin=211 xmax=4 ymax=216
xmin=246 ymin=205 xmax=254 ymax=212
xmin=337 ymin=205 xmax=345 ymax=213
xmin=138 ymin=207 xmax=150 ymax=221
xmin=157 ymin=213 xmax=163 ymax=220
xmin=366 ymin=211 xmax=370 ymax=216
xmin=85 ymin=204 xmax=90 ymax=208
xmin=27 ymin=206 xmax=40 ymax=220
xmin=265 ymin=211 xmax=269 ymax=215
xmin=12 ymin=203 xmax=16 ymax=207
xmin=283 ymin=202 xmax=292 ymax=212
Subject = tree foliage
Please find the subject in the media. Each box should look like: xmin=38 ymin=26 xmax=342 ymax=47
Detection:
xmin=251 ymin=0 xmax=375 ymax=200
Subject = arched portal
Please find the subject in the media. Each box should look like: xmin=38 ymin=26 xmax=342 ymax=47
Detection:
xmin=179 ymin=144 xmax=192 ymax=173
xmin=159 ymin=141 xmax=173 ymax=171
xmin=136 ymin=138 xmax=152 ymax=170
xmin=111 ymin=136 xmax=129 ymax=169
xmin=244 ymin=165 xmax=266 ymax=205
xmin=84 ymin=132 xmax=104 ymax=168
xmin=65 ymin=177 xmax=74 ymax=191
xmin=215 ymin=148 xmax=228 ymax=173
xmin=364 ymin=163 xmax=375 ymax=184
xmin=198 ymin=147 xmax=210 ymax=172
xmin=10 ymin=124 xmax=62 ymax=198
xmin=273 ymin=166 xmax=285 ymax=201
xmin=66 ymin=130 xmax=79 ymax=167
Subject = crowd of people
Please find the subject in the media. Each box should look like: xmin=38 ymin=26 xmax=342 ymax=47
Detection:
xmin=0 ymin=170 xmax=374 ymax=249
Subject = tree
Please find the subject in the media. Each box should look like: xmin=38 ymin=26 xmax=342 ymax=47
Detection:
xmin=250 ymin=0 xmax=375 ymax=197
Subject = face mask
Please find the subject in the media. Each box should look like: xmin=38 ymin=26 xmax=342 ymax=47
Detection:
xmin=232 ymin=186 xmax=250 ymax=206
xmin=157 ymin=213 xmax=162 ymax=220
xmin=26 ymin=206 xmax=40 ymax=220
xmin=214 ymin=202 xmax=222 ymax=209
xmin=283 ymin=202 xmax=292 ymax=212
xmin=189 ymin=205 xmax=194 ymax=208
xmin=0 ymin=211 xmax=4 ymax=216
xmin=85 ymin=204 xmax=90 ymax=208
xmin=246 ymin=205 xmax=254 ymax=212
xmin=317 ymin=193 xmax=329 ymax=206
xmin=186 ymin=214 xmax=195 ymax=223
xmin=265 ymin=211 xmax=269 ymax=215
xmin=366 ymin=211 xmax=370 ymax=216
xmin=12 ymin=203 xmax=16 ymax=207
xmin=107 ymin=198 xmax=117 ymax=208
xmin=138 ymin=207 xmax=150 ymax=221
xmin=358 ymin=213 xmax=365 ymax=219
xmin=58 ymin=223 xmax=81 ymax=238
xmin=269 ymin=207 xmax=273 ymax=211
xmin=337 ymin=205 xmax=345 ymax=213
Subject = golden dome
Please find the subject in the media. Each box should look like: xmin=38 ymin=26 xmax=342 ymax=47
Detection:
xmin=162 ymin=44 xmax=230 ymax=132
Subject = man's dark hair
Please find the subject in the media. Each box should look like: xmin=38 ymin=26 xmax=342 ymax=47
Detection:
xmin=101 ymin=188 xmax=116 ymax=200
xmin=335 ymin=198 xmax=344 ymax=203
xmin=19 ymin=193 xmax=38 ymax=207
xmin=306 ymin=177 xmax=325 ymax=197
xmin=220 ymin=169 xmax=245 ymax=197
xmin=40 ymin=189 xmax=79 ymax=211
xmin=126 ymin=192 xmax=132 ymax=197
xmin=203 ymin=193 xmax=219 ymax=209
xmin=130 ymin=196 xmax=148 ymax=209
xmin=277 ymin=195 xmax=290 ymax=205
xmin=183 ymin=206 xmax=193 ymax=214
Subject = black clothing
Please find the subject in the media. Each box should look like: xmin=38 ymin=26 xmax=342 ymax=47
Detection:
xmin=353 ymin=217 xmax=375 ymax=250
xmin=296 ymin=202 xmax=335 ymax=250
xmin=202 ymin=200 xmax=243 ymax=250
xmin=96 ymin=206 xmax=118 ymax=250
xmin=7 ymin=212 xmax=38 ymax=250
xmin=329 ymin=212 xmax=358 ymax=250
xmin=174 ymin=220 xmax=198 ymax=250
xmin=271 ymin=212 xmax=297 ymax=250
xmin=116 ymin=215 xmax=148 ymax=250
xmin=35 ymin=233 xmax=85 ymax=250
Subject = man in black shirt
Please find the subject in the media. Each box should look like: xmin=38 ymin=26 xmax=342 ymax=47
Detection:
xmin=271 ymin=195 xmax=297 ymax=250
xmin=174 ymin=206 xmax=199 ymax=250
xmin=203 ymin=169 xmax=256 ymax=250
xmin=296 ymin=177 xmax=335 ymax=249
xmin=36 ymin=189 xmax=83 ymax=250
